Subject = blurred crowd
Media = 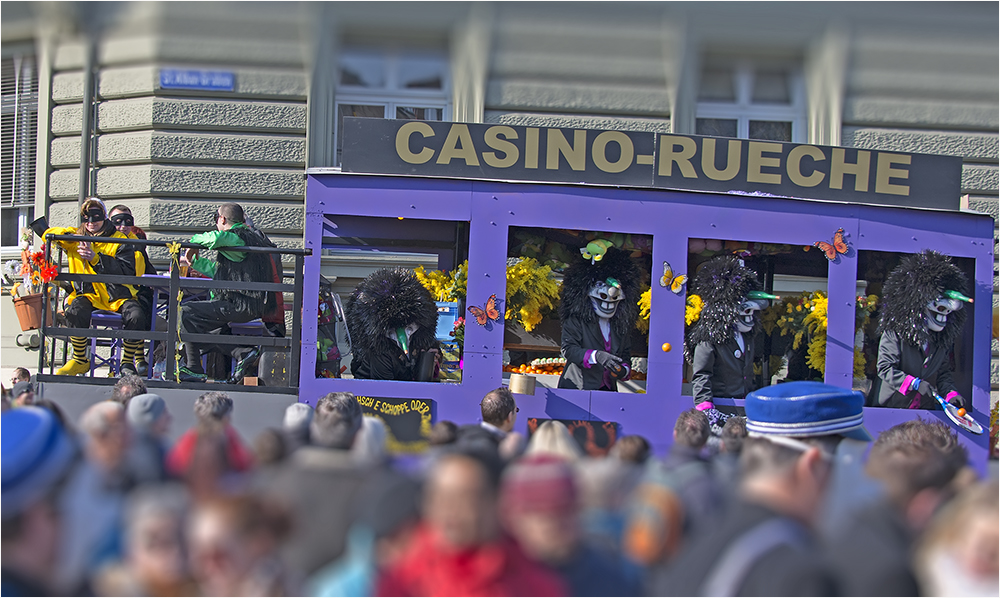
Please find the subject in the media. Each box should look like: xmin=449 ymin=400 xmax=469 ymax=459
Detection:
xmin=2 ymin=374 xmax=997 ymax=597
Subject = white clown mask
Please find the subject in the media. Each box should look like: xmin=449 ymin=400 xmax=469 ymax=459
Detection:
xmin=589 ymin=277 xmax=624 ymax=320
xmin=735 ymin=291 xmax=779 ymax=333
xmin=924 ymin=296 xmax=963 ymax=332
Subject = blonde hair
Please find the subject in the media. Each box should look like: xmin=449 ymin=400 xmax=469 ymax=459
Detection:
xmin=78 ymin=197 xmax=108 ymax=235
xmin=525 ymin=420 xmax=584 ymax=461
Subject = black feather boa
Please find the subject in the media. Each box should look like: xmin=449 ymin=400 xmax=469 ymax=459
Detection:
xmin=878 ymin=250 xmax=969 ymax=349
xmin=685 ymin=255 xmax=763 ymax=356
xmin=558 ymin=247 xmax=641 ymax=340
xmin=346 ymin=267 xmax=440 ymax=365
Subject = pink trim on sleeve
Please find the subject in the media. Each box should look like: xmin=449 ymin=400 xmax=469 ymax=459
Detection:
xmin=695 ymin=401 xmax=714 ymax=412
xmin=899 ymin=375 xmax=916 ymax=395
xmin=582 ymin=350 xmax=594 ymax=369
xmin=945 ymin=391 xmax=960 ymax=401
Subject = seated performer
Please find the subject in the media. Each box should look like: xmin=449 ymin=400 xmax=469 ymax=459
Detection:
xmin=875 ymin=250 xmax=972 ymax=409
xmin=108 ymin=204 xmax=157 ymax=375
xmin=45 ymin=198 xmax=148 ymax=376
xmin=172 ymin=202 xmax=277 ymax=382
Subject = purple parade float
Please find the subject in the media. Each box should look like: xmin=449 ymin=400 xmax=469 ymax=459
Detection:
xmin=298 ymin=118 xmax=994 ymax=471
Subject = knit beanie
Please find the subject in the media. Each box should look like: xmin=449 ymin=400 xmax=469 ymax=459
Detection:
xmin=501 ymin=454 xmax=578 ymax=518
xmin=2 ymin=407 xmax=77 ymax=519
xmin=127 ymin=393 xmax=167 ymax=431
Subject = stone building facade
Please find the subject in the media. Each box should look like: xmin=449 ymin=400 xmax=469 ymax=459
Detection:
xmin=2 ymin=1 xmax=997 ymax=395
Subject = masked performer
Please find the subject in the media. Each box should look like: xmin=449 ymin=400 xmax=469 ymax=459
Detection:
xmin=346 ymin=267 xmax=440 ymax=381
xmin=44 ymin=198 xmax=148 ymax=376
xmin=876 ymin=250 xmax=972 ymax=409
xmin=558 ymin=246 xmax=641 ymax=391
xmin=686 ymin=256 xmax=777 ymax=433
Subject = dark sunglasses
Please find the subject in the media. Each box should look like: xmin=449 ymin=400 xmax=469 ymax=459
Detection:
xmin=81 ymin=212 xmax=105 ymax=223
xmin=110 ymin=214 xmax=134 ymax=227
xmin=212 ymin=212 xmax=222 ymax=224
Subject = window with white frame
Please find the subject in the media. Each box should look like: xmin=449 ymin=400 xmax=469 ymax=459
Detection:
xmin=2 ymin=49 xmax=38 ymax=250
xmin=695 ymin=59 xmax=805 ymax=143
xmin=334 ymin=48 xmax=450 ymax=165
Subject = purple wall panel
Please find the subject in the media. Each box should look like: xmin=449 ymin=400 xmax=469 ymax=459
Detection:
xmin=302 ymin=173 xmax=994 ymax=469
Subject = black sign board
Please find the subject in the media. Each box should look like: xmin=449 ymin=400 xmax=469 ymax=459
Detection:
xmin=354 ymin=395 xmax=434 ymax=453
xmin=341 ymin=118 xmax=963 ymax=211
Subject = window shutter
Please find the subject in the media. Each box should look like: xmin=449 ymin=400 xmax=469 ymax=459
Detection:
xmin=1 ymin=53 xmax=39 ymax=208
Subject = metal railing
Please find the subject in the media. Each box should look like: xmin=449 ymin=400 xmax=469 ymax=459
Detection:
xmin=37 ymin=233 xmax=311 ymax=392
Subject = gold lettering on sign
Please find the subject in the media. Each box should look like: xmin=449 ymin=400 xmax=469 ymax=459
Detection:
xmin=658 ymin=135 xmax=698 ymax=178
xmin=525 ymin=128 xmax=540 ymax=169
xmin=592 ymin=131 xmax=635 ymax=174
xmin=830 ymin=148 xmax=870 ymax=192
xmin=875 ymin=153 xmax=911 ymax=196
xmin=747 ymin=141 xmax=782 ymax=185
xmin=395 ymin=122 xmax=435 ymax=164
xmin=436 ymin=124 xmax=480 ymax=166
xmin=787 ymin=145 xmax=826 ymax=187
xmin=701 ymin=138 xmax=741 ymax=181
xmin=547 ymin=129 xmax=587 ymax=171
xmin=483 ymin=126 xmax=519 ymax=168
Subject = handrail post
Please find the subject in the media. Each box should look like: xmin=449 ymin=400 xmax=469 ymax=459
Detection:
xmin=166 ymin=261 xmax=180 ymax=380
xmin=289 ymin=255 xmax=304 ymax=388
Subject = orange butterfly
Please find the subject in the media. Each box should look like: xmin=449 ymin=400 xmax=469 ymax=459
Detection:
xmin=468 ymin=294 xmax=502 ymax=330
xmin=814 ymin=228 xmax=849 ymax=261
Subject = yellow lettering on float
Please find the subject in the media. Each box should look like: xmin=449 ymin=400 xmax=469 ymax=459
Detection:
xmin=747 ymin=141 xmax=783 ymax=185
xmin=546 ymin=129 xmax=587 ymax=171
xmin=658 ymin=135 xmax=698 ymax=178
xmin=395 ymin=121 xmax=435 ymax=164
xmin=701 ymin=138 xmax=741 ymax=181
xmin=830 ymin=148 xmax=870 ymax=192
xmin=436 ymin=124 xmax=480 ymax=166
xmin=787 ymin=145 xmax=826 ymax=187
xmin=592 ymin=131 xmax=635 ymax=173
xmin=875 ymin=152 xmax=911 ymax=196
xmin=482 ymin=126 xmax=519 ymax=168
xmin=525 ymin=128 xmax=540 ymax=169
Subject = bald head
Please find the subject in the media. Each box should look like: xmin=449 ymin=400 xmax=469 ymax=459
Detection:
xmin=424 ymin=454 xmax=499 ymax=550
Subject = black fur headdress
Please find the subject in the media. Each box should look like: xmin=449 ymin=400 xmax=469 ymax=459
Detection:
xmin=686 ymin=255 xmax=762 ymax=353
xmin=559 ymin=247 xmax=641 ymax=340
xmin=878 ymin=250 xmax=969 ymax=349
xmin=346 ymin=267 xmax=439 ymax=363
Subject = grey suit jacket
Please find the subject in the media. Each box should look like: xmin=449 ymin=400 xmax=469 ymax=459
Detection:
xmin=691 ymin=335 xmax=755 ymax=405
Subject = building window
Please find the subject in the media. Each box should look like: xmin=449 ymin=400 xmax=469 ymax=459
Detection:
xmin=695 ymin=60 xmax=805 ymax=143
xmin=2 ymin=50 xmax=38 ymax=250
xmin=335 ymin=49 xmax=450 ymax=164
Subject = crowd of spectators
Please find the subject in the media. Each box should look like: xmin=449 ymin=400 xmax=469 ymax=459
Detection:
xmin=1 ymin=377 xmax=996 ymax=597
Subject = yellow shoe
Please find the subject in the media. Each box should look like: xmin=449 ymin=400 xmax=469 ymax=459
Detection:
xmin=57 ymin=359 xmax=91 ymax=376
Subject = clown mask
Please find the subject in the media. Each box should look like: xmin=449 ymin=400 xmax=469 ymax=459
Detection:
xmin=589 ymin=277 xmax=624 ymax=320
xmin=735 ymin=299 xmax=770 ymax=333
xmin=924 ymin=296 xmax=963 ymax=332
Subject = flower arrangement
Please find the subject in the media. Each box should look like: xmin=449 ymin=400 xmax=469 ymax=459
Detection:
xmin=4 ymin=228 xmax=58 ymax=297
xmin=767 ymin=291 xmax=878 ymax=379
xmin=636 ymin=287 xmax=651 ymax=333
xmin=450 ymin=316 xmax=465 ymax=346
xmin=414 ymin=260 xmax=467 ymax=302
xmin=505 ymin=257 xmax=560 ymax=331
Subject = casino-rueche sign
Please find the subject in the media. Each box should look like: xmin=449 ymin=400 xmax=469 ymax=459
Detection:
xmin=340 ymin=118 xmax=963 ymax=211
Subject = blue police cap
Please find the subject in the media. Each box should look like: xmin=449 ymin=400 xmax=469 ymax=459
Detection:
xmin=2 ymin=407 xmax=77 ymax=519
xmin=745 ymin=381 xmax=871 ymax=441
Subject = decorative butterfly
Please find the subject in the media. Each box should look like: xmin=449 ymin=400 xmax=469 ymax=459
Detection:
xmin=814 ymin=228 xmax=849 ymax=261
xmin=659 ymin=261 xmax=687 ymax=295
xmin=468 ymin=294 xmax=503 ymax=331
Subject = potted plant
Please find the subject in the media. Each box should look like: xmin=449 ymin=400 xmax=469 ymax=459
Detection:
xmin=4 ymin=228 xmax=59 ymax=332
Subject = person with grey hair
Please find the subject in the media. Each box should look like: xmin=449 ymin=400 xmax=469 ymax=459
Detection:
xmin=79 ymin=402 xmax=133 ymax=488
xmin=125 ymin=394 xmax=172 ymax=485
xmin=282 ymin=402 xmax=313 ymax=452
xmin=352 ymin=416 xmax=388 ymax=468
xmin=166 ymin=391 xmax=253 ymax=477
xmin=260 ymin=392 xmax=369 ymax=577
xmin=110 ymin=374 xmax=147 ymax=406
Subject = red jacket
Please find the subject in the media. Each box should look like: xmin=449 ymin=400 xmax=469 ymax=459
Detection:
xmin=166 ymin=425 xmax=254 ymax=476
xmin=376 ymin=525 xmax=567 ymax=597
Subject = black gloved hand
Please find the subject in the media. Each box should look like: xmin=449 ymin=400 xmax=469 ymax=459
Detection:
xmin=917 ymin=380 xmax=935 ymax=397
xmin=594 ymin=351 xmax=624 ymax=375
xmin=947 ymin=394 xmax=966 ymax=410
